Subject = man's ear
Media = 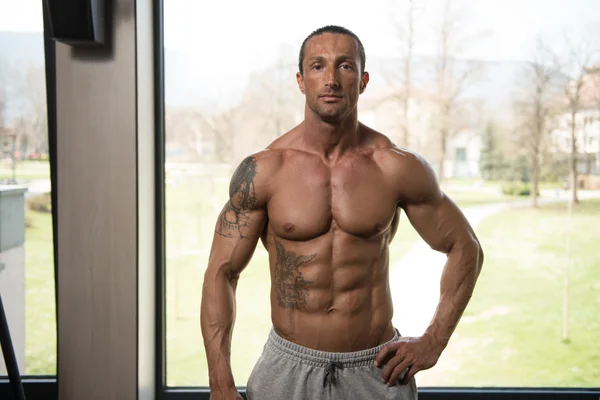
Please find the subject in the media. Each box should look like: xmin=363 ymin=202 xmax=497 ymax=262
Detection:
xmin=360 ymin=71 xmax=370 ymax=94
xmin=296 ymin=72 xmax=306 ymax=94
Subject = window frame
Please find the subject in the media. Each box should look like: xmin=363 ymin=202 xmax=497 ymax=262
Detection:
xmin=0 ymin=378 xmax=57 ymax=400
xmin=1 ymin=1 xmax=597 ymax=398
xmin=157 ymin=388 xmax=600 ymax=400
xmin=157 ymin=0 xmax=600 ymax=398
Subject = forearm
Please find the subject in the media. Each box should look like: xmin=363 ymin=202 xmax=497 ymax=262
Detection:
xmin=424 ymin=240 xmax=483 ymax=349
xmin=200 ymin=267 xmax=238 ymax=389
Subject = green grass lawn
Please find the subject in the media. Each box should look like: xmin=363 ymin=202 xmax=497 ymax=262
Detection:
xmin=418 ymin=199 xmax=600 ymax=387
xmin=447 ymin=178 xmax=563 ymax=191
xmin=162 ymin=177 xmax=585 ymax=387
xmin=20 ymin=168 xmax=599 ymax=388
xmin=23 ymin=210 xmax=57 ymax=375
xmin=445 ymin=190 xmax=512 ymax=208
xmin=0 ymin=160 xmax=50 ymax=182
xmin=165 ymin=177 xmax=276 ymax=386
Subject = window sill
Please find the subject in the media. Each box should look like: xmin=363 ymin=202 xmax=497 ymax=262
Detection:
xmin=158 ymin=386 xmax=600 ymax=400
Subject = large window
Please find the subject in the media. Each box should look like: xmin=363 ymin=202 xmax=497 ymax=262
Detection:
xmin=162 ymin=0 xmax=600 ymax=391
xmin=0 ymin=0 xmax=56 ymax=379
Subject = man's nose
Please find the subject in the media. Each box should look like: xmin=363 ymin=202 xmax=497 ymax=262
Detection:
xmin=324 ymin=68 xmax=340 ymax=88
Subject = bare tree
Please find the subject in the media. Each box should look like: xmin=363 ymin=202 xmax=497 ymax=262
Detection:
xmin=166 ymin=106 xmax=239 ymax=163
xmin=166 ymin=47 xmax=301 ymax=168
xmin=432 ymin=0 xmax=482 ymax=183
xmin=270 ymin=44 xmax=300 ymax=138
xmin=513 ymin=38 xmax=562 ymax=207
xmin=388 ymin=0 xmax=421 ymax=148
xmin=565 ymin=72 xmax=585 ymax=207
xmin=166 ymin=107 xmax=204 ymax=160
xmin=400 ymin=1 xmax=416 ymax=148
xmin=584 ymin=65 xmax=600 ymax=173
xmin=22 ymin=66 xmax=48 ymax=155
xmin=0 ymin=58 xmax=13 ymax=155
xmin=544 ymin=28 xmax=600 ymax=342
xmin=0 ymin=80 xmax=5 ymax=132
xmin=551 ymin=27 xmax=600 ymax=207
xmin=236 ymin=49 xmax=302 ymax=158
xmin=375 ymin=0 xmax=424 ymax=148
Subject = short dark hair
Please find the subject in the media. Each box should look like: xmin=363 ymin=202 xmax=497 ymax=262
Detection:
xmin=298 ymin=25 xmax=366 ymax=76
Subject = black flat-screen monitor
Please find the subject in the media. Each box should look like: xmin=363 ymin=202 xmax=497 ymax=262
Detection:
xmin=43 ymin=0 xmax=105 ymax=45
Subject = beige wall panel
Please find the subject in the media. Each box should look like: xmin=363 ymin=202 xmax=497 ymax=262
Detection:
xmin=55 ymin=0 xmax=139 ymax=398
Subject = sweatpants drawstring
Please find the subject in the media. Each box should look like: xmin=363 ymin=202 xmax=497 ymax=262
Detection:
xmin=323 ymin=361 xmax=344 ymax=388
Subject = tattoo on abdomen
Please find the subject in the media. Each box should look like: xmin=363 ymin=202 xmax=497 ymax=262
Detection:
xmin=274 ymin=240 xmax=315 ymax=309
xmin=215 ymin=156 xmax=257 ymax=239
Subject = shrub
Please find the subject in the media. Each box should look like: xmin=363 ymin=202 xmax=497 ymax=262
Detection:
xmin=25 ymin=213 xmax=33 ymax=228
xmin=27 ymin=192 xmax=52 ymax=213
xmin=501 ymin=181 xmax=531 ymax=196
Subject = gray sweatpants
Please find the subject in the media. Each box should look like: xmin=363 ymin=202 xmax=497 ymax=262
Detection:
xmin=246 ymin=328 xmax=418 ymax=400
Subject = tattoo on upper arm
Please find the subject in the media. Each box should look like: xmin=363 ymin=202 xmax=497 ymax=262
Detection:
xmin=274 ymin=240 xmax=315 ymax=309
xmin=216 ymin=156 xmax=258 ymax=239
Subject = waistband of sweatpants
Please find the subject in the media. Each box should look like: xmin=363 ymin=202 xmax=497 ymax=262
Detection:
xmin=266 ymin=327 xmax=400 ymax=368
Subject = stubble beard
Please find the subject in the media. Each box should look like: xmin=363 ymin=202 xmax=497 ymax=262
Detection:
xmin=309 ymin=97 xmax=352 ymax=124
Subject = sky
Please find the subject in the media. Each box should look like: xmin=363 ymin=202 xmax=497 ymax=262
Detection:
xmin=2 ymin=0 xmax=599 ymax=62
xmin=161 ymin=0 xmax=600 ymax=62
xmin=1 ymin=0 xmax=599 ymax=106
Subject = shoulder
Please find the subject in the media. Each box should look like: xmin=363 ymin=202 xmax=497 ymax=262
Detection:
xmin=232 ymin=149 xmax=284 ymax=189
xmin=237 ymin=126 xmax=324 ymax=181
xmin=224 ymin=151 xmax=278 ymax=209
xmin=373 ymin=145 xmax=428 ymax=173
xmin=364 ymin=126 xmax=424 ymax=173
xmin=372 ymin=143 xmax=442 ymax=205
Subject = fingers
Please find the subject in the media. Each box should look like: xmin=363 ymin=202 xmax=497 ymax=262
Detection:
xmin=400 ymin=365 xmax=419 ymax=385
xmin=373 ymin=342 xmax=399 ymax=367
xmin=387 ymin=358 xmax=413 ymax=385
xmin=381 ymin=353 xmax=404 ymax=382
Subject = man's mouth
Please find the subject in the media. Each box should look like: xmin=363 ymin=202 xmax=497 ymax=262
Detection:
xmin=320 ymin=94 xmax=343 ymax=100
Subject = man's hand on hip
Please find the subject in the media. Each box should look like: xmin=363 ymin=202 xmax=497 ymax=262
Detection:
xmin=373 ymin=335 xmax=444 ymax=386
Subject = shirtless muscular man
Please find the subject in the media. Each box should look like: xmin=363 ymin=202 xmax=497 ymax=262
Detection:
xmin=201 ymin=25 xmax=484 ymax=400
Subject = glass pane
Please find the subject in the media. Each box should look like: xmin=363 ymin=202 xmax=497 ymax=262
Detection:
xmin=0 ymin=0 xmax=56 ymax=376
xmin=164 ymin=0 xmax=600 ymax=388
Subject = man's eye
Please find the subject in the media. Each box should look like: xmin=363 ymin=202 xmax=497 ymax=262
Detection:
xmin=312 ymin=65 xmax=322 ymax=70
xmin=340 ymin=64 xmax=352 ymax=70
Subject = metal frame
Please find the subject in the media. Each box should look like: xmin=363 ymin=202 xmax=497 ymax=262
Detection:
xmin=154 ymin=0 xmax=167 ymax=396
xmin=0 ymin=378 xmax=57 ymax=400
xmin=151 ymin=1 xmax=600 ymax=399
xmin=2 ymin=1 xmax=598 ymax=399
xmin=157 ymin=388 xmax=600 ymax=400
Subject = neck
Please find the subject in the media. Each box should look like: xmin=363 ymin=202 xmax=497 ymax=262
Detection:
xmin=300 ymin=106 xmax=361 ymax=161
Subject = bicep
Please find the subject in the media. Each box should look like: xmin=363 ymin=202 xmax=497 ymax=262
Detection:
xmin=206 ymin=154 xmax=270 ymax=277
xmin=402 ymin=194 xmax=475 ymax=254
xmin=207 ymin=203 xmax=267 ymax=278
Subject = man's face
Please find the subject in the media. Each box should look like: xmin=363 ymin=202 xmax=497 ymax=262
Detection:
xmin=297 ymin=33 xmax=369 ymax=123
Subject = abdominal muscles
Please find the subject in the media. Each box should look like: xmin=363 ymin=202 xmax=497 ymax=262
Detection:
xmin=269 ymin=226 xmax=396 ymax=352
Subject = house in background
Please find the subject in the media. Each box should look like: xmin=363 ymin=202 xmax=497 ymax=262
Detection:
xmin=446 ymin=130 xmax=482 ymax=179
xmin=354 ymin=57 xmax=532 ymax=181
xmin=550 ymin=65 xmax=600 ymax=188
xmin=358 ymin=85 xmax=483 ymax=180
